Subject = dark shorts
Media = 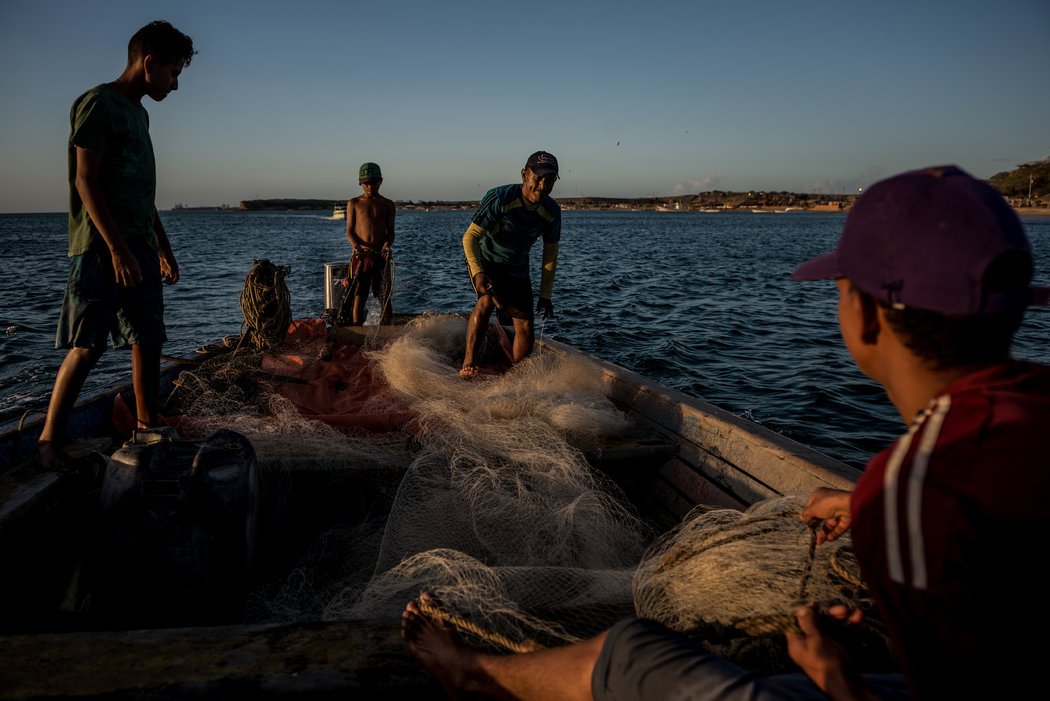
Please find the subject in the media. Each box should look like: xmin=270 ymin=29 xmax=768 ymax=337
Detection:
xmin=592 ymin=618 xmax=910 ymax=701
xmin=56 ymin=239 xmax=166 ymax=353
xmin=349 ymin=248 xmax=392 ymax=301
xmin=472 ymin=262 xmax=533 ymax=321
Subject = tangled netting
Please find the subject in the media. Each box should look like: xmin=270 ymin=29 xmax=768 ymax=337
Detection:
xmin=324 ymin=315 xmax=647 ymax=649
xmin=633 ymin=497 xmax=892 ymax=672
xmin=170 ymin=325 xmax=407 ymax=470
xmin=169 ymin=313 xmax=890 ymax=671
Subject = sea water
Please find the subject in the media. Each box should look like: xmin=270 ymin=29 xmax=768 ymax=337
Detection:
xmin=2 ymin=209 xmax=1048 ymax=470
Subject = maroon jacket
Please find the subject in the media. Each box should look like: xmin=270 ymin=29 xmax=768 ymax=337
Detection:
xmin=851 ymin=361 xmax=1050 ymax=700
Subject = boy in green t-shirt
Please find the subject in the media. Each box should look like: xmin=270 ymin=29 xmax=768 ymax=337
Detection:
xmin=37 ymin=21 xmax=196 ymax=471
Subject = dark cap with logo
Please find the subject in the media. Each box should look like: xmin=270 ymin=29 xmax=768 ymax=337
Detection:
xmin=525 ymin=151 xmax=559 ymax=177
xmin=792 ymin=165 xmax=1048 ymax=315
xmin=359 ymin=162 xmax=383 ymax=181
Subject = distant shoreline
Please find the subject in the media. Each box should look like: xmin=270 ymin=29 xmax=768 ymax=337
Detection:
xmin=1013 ymin=207 xmax=1050 ymax=217
xmin=165 ymin=200 xmax=1050 ymax=216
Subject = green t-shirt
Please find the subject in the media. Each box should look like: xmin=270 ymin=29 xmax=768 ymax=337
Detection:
xmin=67 ymin=83 xmax=157 ymax=256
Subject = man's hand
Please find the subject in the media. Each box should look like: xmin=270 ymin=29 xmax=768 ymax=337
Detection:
xmin=786 ymin=604 xmax=875 ymax=701
xmin=111 ymin=248 xmax=143 ymax=287
xmin=160 ymin=249 xmax=180 ymax=284
xmin=800 ymin=487 xmax=854 ymax=544
xmin=537 ymin=297 xmax=554 ymax=318
xmin=473 ymin=272 xmax=494 ymax=296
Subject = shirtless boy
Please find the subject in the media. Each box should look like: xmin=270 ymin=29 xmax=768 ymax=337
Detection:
xmin=344 ymin=162 xmax=395 ymax=325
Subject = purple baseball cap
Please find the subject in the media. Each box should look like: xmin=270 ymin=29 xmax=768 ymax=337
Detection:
xmin=793 ymin=165 xmax=1049 ymax=315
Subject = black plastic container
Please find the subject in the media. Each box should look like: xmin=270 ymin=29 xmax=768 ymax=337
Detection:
xmin=98 ymin=426 xmax=259 ymax=625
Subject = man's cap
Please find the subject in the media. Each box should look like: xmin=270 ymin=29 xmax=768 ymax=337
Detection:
xmin=792 ymin=165 xmax=1048 ymax=315
xmin=525 ymin=151 xmax=559 ymax=176
xmin=359 ymin=162 xmax=382 ymax=181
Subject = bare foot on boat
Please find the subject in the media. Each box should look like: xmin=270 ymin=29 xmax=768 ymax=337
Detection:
xmin=35 ymin=439 xmax=73 ymax=473
xmin=402 ymin=593 xmax=486 ymax=699
xmin=459 ymin=365 xmax=480 ymax=380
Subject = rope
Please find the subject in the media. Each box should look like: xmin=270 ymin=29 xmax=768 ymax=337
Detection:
xmin=239 ymin=259 xmax=292 ymax=352
xmin=417 ymin=599 xmax=546 ymax=655
xmin=15 ymin=409 xmax=48 ymax=464
xmin=368 ymin=255 xmax=396 ymax=345
xmin=334 ymin=253 xmax=395 ymax=336
xmin=795 ymin=524 xmax=819 ymax=604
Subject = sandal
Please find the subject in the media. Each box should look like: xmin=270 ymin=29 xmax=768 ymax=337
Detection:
xmin=459 ymin=365 xmax=480 ymax=379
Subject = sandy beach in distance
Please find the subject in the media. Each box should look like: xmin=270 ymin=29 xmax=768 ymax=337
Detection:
xmin=1014 ymin=207 xmax=1050 ymax=217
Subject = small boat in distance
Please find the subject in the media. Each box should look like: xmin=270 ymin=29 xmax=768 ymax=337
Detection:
xmin=332 ymin=204 xmax=346 ymax=220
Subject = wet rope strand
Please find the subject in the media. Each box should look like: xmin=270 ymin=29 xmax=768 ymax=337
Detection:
xmin=417 ymin=600 xmax=546 ymax=655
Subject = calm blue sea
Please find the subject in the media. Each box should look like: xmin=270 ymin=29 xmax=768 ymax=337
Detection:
xmin=2 ymin=209 xmax=1048 ymax=470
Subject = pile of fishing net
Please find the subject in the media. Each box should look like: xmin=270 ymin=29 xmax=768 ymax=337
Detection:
xmin=633 ymin=497 xmax=893 ymax=672
xmin=170 ymin=313 xmax=892 ymax=673
xmin=329 ymin=314 xmax=647 ymax=647
xmin=171 ymin=318 xmax=412 ymax=471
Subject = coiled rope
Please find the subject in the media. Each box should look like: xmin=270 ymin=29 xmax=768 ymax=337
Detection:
xmin=239 ymin=259 xmax=292 ymax=351
xmin=416 ymin=599 xmax=546 ymax=654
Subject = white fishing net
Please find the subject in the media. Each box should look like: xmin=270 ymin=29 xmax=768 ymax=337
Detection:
xmin=170 ymin=313 xmax=890 ymax=671
xmin=632 ymin=497 xmax=890 ymax=672
xmin=329 ymin=315 xmax=649 ymax=646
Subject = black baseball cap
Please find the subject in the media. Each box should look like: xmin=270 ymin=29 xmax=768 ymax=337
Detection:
xmin=525 ymin=151 xmax=559 ymax=177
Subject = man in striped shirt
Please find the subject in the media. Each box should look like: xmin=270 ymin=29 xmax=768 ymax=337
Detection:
xmin=459 ymin=151 xmax=561 ymax=378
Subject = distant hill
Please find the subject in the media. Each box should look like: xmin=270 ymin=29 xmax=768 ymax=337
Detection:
xmin=237 ymin=191 xmax=857 ymax=212
xmin=989 ymin=159 xmax=1050 ymax=204
xmin=228 ymin=168 xmax=1050 ymax=213
xmin=239 ymin=199 xmax=342 ymax=211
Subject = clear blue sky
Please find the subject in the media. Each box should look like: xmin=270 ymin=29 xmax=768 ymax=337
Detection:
xmin=1 ymin=0 xmax=1047 ymax=212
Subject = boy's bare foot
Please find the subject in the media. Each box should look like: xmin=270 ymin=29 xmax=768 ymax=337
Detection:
xmin=459 ymin=365 xmax=480 ymax=380
xmin=401 ymin=593 xmax=485 ymax=700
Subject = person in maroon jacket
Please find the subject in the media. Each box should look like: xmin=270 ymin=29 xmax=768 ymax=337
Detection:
xmin=400 ymin=165 xmax=1050 ymax=701
xmin=795 ymin=164 xmax=1050 ymax=700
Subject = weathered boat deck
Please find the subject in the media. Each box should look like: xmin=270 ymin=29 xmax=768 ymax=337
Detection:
xmin=0 ymin=619 xmax=441 ymax=699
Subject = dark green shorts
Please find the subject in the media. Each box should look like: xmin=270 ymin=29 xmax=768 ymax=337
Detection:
xmin=473 ymin=262 xmax=533 ymax=321
xmin=56 ymin=240 xmax=167 ymax=353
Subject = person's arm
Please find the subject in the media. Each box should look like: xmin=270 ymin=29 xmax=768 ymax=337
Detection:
xmin=537 ymin=241 xmax=559 ymax=317
xmin=383 ymin=198 xmax=395 ymax=258
xmin=463 ymin=222 xmax=492 ymax=292
xmin=76 ymin=146 xmax=143 ymax=287
xmin=154 ymin=210 xmax=179 ymax=284
xmin=786 ymin=604 xmax=878 ymax=701
xmin=800 ymin=487 xmax=854 ymax=544
xmin=345 ymin=200 xmax=363 ymax=251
